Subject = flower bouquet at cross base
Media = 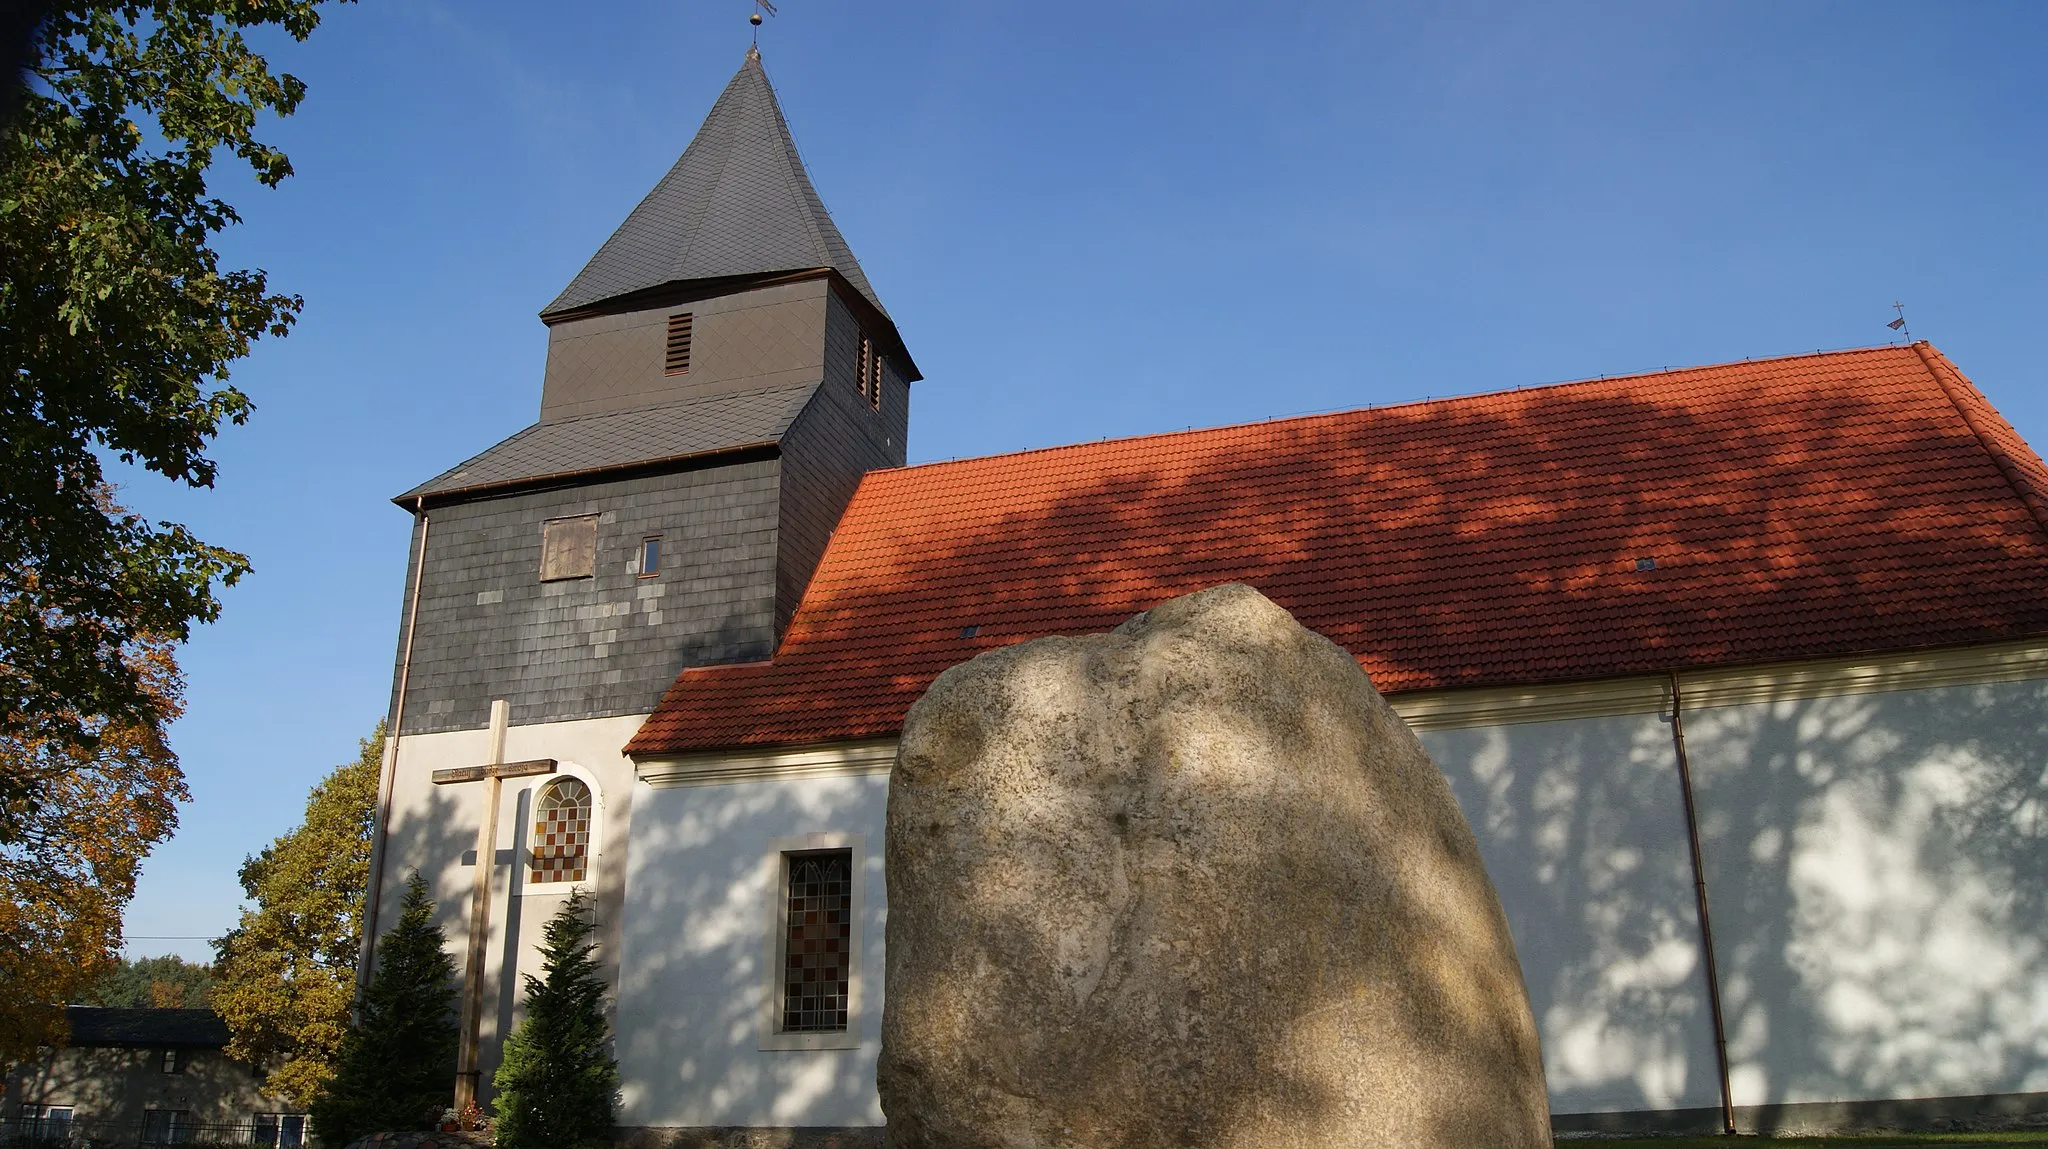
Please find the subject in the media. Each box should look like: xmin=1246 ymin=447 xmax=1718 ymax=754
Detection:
xmin=434 ymin=1101 xmax=492 ymax=1133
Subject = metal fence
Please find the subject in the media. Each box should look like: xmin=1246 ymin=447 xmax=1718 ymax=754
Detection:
xmin=0 ymin=1118 xmax=306 ymax=1148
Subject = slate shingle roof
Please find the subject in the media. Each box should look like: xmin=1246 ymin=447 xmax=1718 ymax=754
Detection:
xmin=626 ymin=343 xmax=2048 ymax=755
xmin=64 ymin=1007 xmax=229 ymax=1048
xmin=543 ymin=48 xmax=885 ymax=319
xmin=397 ymin=383 xmax=817 ymax=504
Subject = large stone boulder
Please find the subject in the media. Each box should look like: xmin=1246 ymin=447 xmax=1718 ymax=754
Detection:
xmin=878 ymin=584 xmax=1550 ymax=1148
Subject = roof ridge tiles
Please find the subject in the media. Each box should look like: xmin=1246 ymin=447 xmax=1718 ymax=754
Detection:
xmin=1910 ymin=341 xmax=2048 ymax=548
xmin=883 ymin=344 xmax=1925 ymax=481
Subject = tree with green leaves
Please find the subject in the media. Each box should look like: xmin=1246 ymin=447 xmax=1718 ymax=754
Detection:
xmin=1 ymin=0 xmax=345 ymax=1070
xmin=2 ymin=0 xmax=346 ymax=758
xmin=80 ymin=953 xmax=213 ymax=1008
xmin=493 ymin=890 xmax=618 ymax=1149
xmin=211 ymin=723 xmax=380 ymax=1109
xmin=309 ymin=873 xmax=457 ymax=1147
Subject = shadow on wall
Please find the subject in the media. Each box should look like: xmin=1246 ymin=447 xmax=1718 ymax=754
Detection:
xmin=1424 ymin=714 xmax=1720 ymax=1118
xmin=379 ymin=771 xmax=580 ymax=1110
xmin=1687 ymin=680 xmax=2048 ymax=1110
xmin=1425 ymin=679 xmax=2048 ymax=1122
xmin=610 ymin=774 xmax=889 ymax=1130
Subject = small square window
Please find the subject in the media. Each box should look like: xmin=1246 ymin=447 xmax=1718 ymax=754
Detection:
xmin=540 ymin=516 xmax=599 ymax=581
xmin=161 ymin=1048 xmax=182 ymax=1074
xmin=638 ymin=536 xmax=662 ymax=578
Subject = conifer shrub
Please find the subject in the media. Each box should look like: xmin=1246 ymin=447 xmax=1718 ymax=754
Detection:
xmin=310 ymin=873 xmax=457 ymax=1147
xmin=492 ymin=889 xmax=619 ymax=1149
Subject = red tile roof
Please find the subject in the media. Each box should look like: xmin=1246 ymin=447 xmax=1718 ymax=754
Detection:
xmin=626 ymin=343 xmax=2048 ymax=756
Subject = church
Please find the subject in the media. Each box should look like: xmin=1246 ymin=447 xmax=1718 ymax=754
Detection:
xmin=366 ymin=47 xmax=2048 ymax=1144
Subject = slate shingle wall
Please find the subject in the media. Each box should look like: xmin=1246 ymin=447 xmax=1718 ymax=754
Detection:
xmin=390 ymin=460 xmax=782 ymax=734
xmin=772 ymin=292 xmax=911 ymax=633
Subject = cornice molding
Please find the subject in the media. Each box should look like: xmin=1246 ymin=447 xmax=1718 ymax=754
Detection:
xmin=1388 ymin=677 xmax=1669 ymax=732
xmin=1390 ymin=636 xmax=2048 ymax=731
xmin=634 ymin=738 xmax=897 ymax=788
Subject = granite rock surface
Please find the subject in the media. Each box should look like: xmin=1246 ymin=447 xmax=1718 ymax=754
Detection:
xmin=877 ymin=583 xmax=1550 ymax=1148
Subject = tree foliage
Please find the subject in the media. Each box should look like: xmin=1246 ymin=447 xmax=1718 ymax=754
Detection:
xmin=493 ymin=890 xmax=618 ymax=1149
xmin=212 ymin=723 xmax=379 ymax=1109
xmin=80 ymin=952 xmax=214 ymax=1008
xmin=1 ymin=0 xmax=344 ymax=762
xmin=310 ymin=873 xmax=457 ymax=1147
xmin=0 ymin=640 xmax=186 ymax=1067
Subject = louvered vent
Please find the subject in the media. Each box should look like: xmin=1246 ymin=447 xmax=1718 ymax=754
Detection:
xmin=858 ymin=335 xmax=881 ymax=410
xmin=665 ymin=313 xmax=693 ymax=375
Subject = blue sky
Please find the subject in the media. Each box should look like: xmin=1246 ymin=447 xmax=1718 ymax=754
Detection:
xmin=115 ymin=0 xmax=2048 ymax=960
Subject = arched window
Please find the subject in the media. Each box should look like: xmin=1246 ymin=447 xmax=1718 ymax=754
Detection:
xmin=530 ymin=777 xmax=592 ymax=885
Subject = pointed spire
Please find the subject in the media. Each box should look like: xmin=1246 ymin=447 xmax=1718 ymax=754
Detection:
xmin=543 ymin=50 xmax=885 ymax=318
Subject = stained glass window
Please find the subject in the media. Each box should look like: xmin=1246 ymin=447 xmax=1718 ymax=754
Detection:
xmin=530 ymin=778 xmax=592 ymax=885
xmin=781 ymin=850 xmax=852 ymax=1033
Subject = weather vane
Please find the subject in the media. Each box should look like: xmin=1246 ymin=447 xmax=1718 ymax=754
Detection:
xmin=751 ymin=0 xmax=777 ymax=43
xmin=1887 ymin=300 xmax=1911 ymax=341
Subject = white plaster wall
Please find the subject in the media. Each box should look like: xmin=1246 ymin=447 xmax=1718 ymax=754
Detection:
xmin=375 ymin=712 xmax=643 ymax=1099
xmin=424 ymin=670 xmax=2048 ymax=1130
xmin=614 ymin=773 xmax=889 ymax=1129
xmin=1421 ymin=714 xmax=1723 ymax=1117
xmin=612 ymin=716 xmax=1719 ymax=1129
xmin=1684 ymin=678 xmax=2048 ymax=1108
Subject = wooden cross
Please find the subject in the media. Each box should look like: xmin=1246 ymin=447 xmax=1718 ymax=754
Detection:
xmin=430 ymin=699 xmax=556 ymax=1112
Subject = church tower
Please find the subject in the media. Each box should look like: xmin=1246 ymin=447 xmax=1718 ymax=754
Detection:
xmin=363 ymin=48 xmax=915 ymax=1098
xmin=388 ymin=47 xmax=917 ymax=738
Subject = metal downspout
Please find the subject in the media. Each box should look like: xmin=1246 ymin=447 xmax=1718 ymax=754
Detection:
xmin=359 ymin=497 xmax=431 ymax=990
xmin=1670 ymin=670 xmax=1737 ymax=1135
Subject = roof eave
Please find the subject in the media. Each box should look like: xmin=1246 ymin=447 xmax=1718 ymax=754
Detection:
xmin=392 ymin=441 xmax=782 ymax=511
xmin=538 ymin=268 xmax=834 ymax=326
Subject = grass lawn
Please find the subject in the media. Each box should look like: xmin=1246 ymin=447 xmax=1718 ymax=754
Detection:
xmin=1579 ymin=1135 xmax=2048 ymax=1148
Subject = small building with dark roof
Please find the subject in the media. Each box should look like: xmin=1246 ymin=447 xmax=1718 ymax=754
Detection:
xmin=3 ymin=1007 xmax=305 ymax=1146
xmin=363 ymin=43 xmax=2048 ymax=1146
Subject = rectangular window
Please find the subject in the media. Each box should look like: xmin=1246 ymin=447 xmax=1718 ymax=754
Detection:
xmin=161 ymin=1047 xmax=182 ymax=1074
xmin=539 ymin=515 xmax=599 ymax=581
xmin=781 ymin=848 xmax=853 ymax=1033
xmin=255 ymin=1113 xmax=308 ymax=1148
xmin=141 ymin=1108 xmax=191 ymax=1145
xmin=759 ymin=833 xmax=865 ymax=1051
xmin=665 ymin=312 xmax=693 ymax=375
xmin=638 ymin=536 xmax=661 ymax=578
xmin=19 ymin=1106 xmax=73 ymax=1133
